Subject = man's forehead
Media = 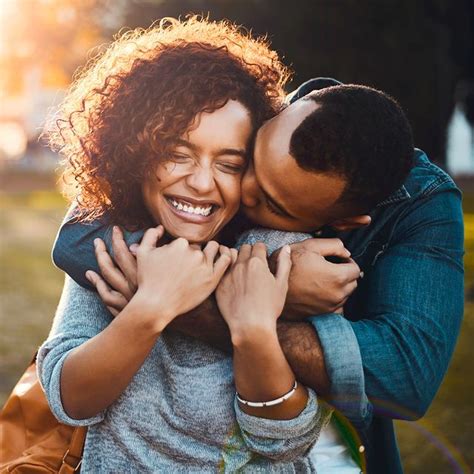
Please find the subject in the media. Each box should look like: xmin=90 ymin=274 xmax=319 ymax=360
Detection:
xmin=259 ymin=98 xmax=319 ymax=149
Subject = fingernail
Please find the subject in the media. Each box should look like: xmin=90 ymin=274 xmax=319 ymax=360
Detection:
xmin=284 ymin=245 xmax=291 ymax=254
xmin=85 ymin=271 xmax=93 ymax=281
xmin=360 ymin=271 xmax=365 ymax=279
xmin=93 ymin=238 xmax=99 ymax=248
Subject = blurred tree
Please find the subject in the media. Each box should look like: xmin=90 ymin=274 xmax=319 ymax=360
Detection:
xmin=122 ymin=0 xmax=473 ymax=165
xmin=3 ymin=0 xmax=470 ymax=164
xmin=0 ymin=0 xmax=125 ymax=96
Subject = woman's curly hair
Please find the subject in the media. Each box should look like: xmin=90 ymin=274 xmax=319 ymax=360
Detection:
xmin=46 ymin=15 xmax=291 ymax=228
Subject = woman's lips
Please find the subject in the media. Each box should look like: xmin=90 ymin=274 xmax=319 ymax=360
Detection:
xmin=165 ymin=196 xmax=218 ymax=223
xmin=166 ymin=194 xmax=219 ymax=208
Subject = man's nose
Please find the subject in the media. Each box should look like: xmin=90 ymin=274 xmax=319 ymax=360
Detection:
xmin=186 ymin=165 xmax=215 ymax=194
xmin=241 ymin=168 xmax=260 ymax=208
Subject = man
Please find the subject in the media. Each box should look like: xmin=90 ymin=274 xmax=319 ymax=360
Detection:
xmin=53 ymin=80 xmax=464 ymax=472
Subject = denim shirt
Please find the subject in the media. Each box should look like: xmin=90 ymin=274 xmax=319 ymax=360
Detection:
xmin=311 ymin=149 xmax=463 ymax=471
xmin=52 ymin=84 xmax=464 ymax=473
xmin=288 ymin=79 xmax=463 ymax=471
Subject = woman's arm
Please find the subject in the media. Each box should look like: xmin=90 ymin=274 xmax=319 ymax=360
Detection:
xmin=216 ymin=243 xmax=308 ymax=420
xmin=216 ymin=243 xmax=329 ymax=461
xmin=59 ymin=293 xmax=162 ymax=419
xmin=38 ymin=276 xmax=112 ymax=426
xmin=42 ymin=227 xmax=231 ymax=421
xmin=231 ymin=330 xmax=309 ymax=419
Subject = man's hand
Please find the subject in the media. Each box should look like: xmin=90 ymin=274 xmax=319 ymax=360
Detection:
xmin=272 ymin=238 xmax=361 ymax=319
xmin=85 ymin=226 xmax=139 ymax=316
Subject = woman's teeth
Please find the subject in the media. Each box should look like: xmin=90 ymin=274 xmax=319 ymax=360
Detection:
xmin=168 ymin=198 xmax=213 ymax=216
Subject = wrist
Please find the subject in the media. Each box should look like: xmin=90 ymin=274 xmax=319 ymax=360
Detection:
xmin=230 ymin=320 xmax=278 ymax=348
xmin=127 ymin=290 xmax=174 ymax=334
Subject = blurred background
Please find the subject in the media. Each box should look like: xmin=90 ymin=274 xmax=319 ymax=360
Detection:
xmin=0 ymin=0 xmax=473 ymax=472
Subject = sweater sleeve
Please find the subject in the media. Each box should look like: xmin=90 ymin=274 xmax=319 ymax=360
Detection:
xmin=235 ymin=227 xmax=313 ymax=255
xmin=234 ymin=389 xmax=331 ymax=461
xmin=37 ymin=275 xmax=113 ymax=426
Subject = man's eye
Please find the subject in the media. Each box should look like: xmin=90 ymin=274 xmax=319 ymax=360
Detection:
xmin=265 ymin=200 xmax=284 ymax=217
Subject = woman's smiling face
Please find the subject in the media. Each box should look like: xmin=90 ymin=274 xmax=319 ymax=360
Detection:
xmin=142 ymin=100 xmax=253 ymax=243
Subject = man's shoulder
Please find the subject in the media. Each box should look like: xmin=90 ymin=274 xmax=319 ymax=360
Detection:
xmin=346 ymin=150 xmax=462 ymax=255
xmin=375 ymin=149 xmax=459 ymax=211
xmin=403 ymin=149 xmax=459 ymax=200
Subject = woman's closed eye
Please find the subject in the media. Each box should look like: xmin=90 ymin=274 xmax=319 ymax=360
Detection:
xmin=170 ymin=153 xmax=192 ymax=163
xmin=216 ymin=161 xmax=245 ymax=174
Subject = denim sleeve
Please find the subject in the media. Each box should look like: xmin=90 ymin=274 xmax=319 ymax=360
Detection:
xmin=308 ymin=314 xmax=370 ymax=423
xmin=312 ymin=188 xmax=464 ymax=423
xmin=234 ymin=389 xmax=331 ymax=461
xmin=52 ymin=204 xmax=144 ymax=289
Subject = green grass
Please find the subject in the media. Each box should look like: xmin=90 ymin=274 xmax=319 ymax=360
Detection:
xmin=0 ymin=187 xmax=472 ymax=472
xmin=0 ymin=192 xmax=67 ymax=396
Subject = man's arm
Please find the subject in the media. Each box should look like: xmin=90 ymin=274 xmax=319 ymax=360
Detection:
xmin=52 ymin=203 xmax=145 ymax=290
xmin=310 ymin=187 xmax=464 ymax=422
xmin=167 ymin=297 xmax=331 ymax=394
xmin=56 ymin=218 xmax=365 ymax=421
xmin=227 ymin=185 xmax=463 ymax=424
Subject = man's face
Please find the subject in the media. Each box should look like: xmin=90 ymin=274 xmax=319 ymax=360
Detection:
xmin=241 ymin=99 xmax=348 ymax=232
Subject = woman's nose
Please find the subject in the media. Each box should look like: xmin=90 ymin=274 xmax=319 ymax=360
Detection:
xmin=186 ymin=165 xmax=215 ymax=194
xmin=241 ymin=168 xmax=260 ymax=208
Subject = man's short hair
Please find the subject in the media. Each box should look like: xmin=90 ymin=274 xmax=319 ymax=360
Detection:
xmin=289 ymin=84 xmax=414 ymax=212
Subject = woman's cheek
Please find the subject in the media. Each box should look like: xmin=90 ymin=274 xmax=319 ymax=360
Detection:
xmin=227 ymin=175 xmax=244 ymax=212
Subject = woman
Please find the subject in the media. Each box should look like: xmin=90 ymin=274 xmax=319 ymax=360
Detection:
xmin=39 ymin=17 xmax=329 ymax=472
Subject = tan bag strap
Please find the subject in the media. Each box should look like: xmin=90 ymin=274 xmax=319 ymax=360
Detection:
xmin=59 ymin=427 xmax=88 ymax=473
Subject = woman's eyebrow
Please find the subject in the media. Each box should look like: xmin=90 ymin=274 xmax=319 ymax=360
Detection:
xmin=174 ymin=138 xmax=198 ymax=151
xmin=175 ymin=139 xmax=246 ymax=159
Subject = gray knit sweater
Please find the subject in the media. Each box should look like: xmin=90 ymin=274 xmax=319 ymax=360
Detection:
xmin=38 ymin=275 xmax=331 ymax=473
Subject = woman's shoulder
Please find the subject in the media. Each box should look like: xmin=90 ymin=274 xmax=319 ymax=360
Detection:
xmin=59 ymin=275 xmax=108 ymax=311
xmin=48 ymin=275 xmax=113 ymax=337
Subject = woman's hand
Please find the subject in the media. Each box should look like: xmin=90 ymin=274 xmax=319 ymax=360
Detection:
xmin=216 ymin=243 xmax=292 ymax=343
xmin=132 ymin=226 xmax=232 ymax=332
xmin=87 ymin=226 xmax=232 ymax=328
xmin=217 ymin=244 xmax=308 ymax=420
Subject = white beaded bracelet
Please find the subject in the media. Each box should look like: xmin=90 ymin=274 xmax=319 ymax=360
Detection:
xmin=236 ymin=381 xmax=298 ymax=407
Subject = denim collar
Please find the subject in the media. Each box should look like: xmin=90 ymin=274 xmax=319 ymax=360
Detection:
xmin=376 ymin=185 xmax=411 ymax=207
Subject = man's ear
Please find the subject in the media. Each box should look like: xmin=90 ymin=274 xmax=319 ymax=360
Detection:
xmin=329 ymin=215 xmax=371 ymax=232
